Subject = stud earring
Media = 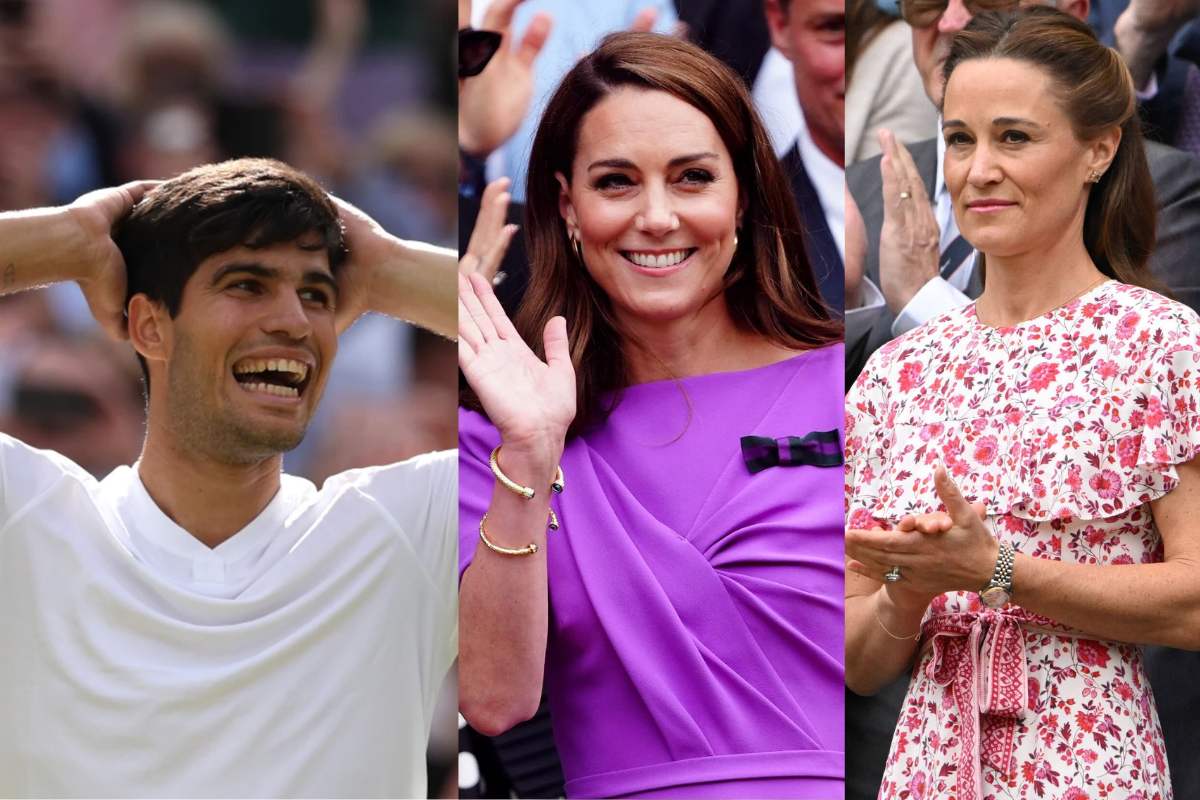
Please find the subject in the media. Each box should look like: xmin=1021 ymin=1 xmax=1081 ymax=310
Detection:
xmin=1087 ymin=169 xmax=1103 ymax=184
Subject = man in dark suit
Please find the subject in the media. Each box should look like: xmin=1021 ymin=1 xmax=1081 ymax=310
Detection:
xmin=763 ymin=0 xmax=846 ymax=312
xmin=844 ymin=2 xmax=1200 ymax=798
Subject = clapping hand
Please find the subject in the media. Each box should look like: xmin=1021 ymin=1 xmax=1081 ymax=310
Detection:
xmin=877 ymin=129 xmax=941 ymax=314
xmin=847 ymin=466 xmax=996 ymax=596
xmin=458 ymin=272 xmax=576 ymax=457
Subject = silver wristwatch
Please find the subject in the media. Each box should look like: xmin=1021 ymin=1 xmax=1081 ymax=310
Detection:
xmin=979 ymin=541 xmax=1015 ymax=609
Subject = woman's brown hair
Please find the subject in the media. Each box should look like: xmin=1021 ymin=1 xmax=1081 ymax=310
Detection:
xmin=942 ymin=7 xmax=1156 ymax=286
xmin=467 ymin=31 xmax=840 ymax=438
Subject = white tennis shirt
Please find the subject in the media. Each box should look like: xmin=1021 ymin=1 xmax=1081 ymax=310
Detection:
xmin=0 ymin=433 xmax=457 ymax=797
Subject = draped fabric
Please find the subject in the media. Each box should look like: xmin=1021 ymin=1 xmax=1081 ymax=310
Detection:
xmin=460 ymin=344 xmax=845 ymax=798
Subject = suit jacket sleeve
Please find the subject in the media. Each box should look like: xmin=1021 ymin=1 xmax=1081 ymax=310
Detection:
xmin=1145 ymin=140 xmax=1200 ymax=314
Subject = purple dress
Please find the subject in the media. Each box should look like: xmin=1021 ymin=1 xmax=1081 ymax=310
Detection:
xmin=459 ymin=343 xmax=845 ymax=799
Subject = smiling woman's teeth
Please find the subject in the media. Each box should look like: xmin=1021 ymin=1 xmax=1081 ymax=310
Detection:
xmin=625 ymin=250 xmax=690 ymax=268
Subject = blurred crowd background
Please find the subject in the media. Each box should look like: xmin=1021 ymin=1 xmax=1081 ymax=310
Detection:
xmin=0 ymin=0 xmax=457 ymax=795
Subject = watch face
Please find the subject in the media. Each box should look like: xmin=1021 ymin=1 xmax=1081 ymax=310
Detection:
xmin=980 ymin=586 xmax=1011 ymax=608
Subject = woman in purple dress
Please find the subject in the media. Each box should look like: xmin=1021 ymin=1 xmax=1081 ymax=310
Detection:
xmin=458 ymin=32 xmax=845 ymax=799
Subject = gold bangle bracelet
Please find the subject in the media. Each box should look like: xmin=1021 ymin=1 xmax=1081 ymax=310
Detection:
xmin=874 ymin=599 xmax=921 ymax=641
xmin=490 ymin=445 xmax=565 ymax=499
xmin=479 ymin=512 xmax=539 ymax=557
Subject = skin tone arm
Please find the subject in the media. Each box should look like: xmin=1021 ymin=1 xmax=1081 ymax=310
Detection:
xmin=846 ymin=462 xmax=1200 ymax=694
xmin=457 ymin=271 xmax=575 ymax=736
xmin=0 ymin=181 xmax=159 ymax=339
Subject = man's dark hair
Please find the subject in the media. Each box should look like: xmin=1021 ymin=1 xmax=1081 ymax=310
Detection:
xmin=114 ymin=158 xmax=347 ymax=387
xmin=116 ymin=157 xmax=347 ymax=318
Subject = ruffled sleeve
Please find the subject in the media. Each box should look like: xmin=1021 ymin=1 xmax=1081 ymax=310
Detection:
xmin=847 ymin=286 xmax=1200 ymax=524
xmin=1132 ymin=340 xmax=1200 ymax=489
xmin=845 ymin=341 xmax=899 ymax=530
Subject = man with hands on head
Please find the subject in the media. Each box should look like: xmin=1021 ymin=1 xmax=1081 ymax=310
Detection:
xmin=0 ymin=159 xmax=466 ymax=798
xmin=844 ymin=0 xmax=1200 ymax=384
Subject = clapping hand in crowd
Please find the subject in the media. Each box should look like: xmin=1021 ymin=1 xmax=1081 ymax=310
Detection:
xmin=877 ymin=129 xmax=941 ymax=314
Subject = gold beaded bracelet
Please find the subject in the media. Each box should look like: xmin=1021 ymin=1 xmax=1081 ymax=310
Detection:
xmin=479 ymin=512 xmax=539 ymax=557
xmin=490 ymin=445 xmax=565 ymax=499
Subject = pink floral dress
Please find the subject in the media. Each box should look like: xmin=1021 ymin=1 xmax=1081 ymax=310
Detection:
xmin=846 ymin=281 xmax=1200 ymax=800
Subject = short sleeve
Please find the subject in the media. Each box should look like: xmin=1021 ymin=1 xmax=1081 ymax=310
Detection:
xmin=0 ymin=433 xmax=88 ymax=531
xmin=845 ymin=344 xmax=896 ymax=531
xmin=334 ymin=449 xmax=458 ymax=673
xmin=1132 ymin=342 xmax=1200 ymax=489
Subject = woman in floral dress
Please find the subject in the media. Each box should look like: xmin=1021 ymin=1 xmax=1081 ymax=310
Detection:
xmin=845 ymin=9 xmax=1200 ymax=800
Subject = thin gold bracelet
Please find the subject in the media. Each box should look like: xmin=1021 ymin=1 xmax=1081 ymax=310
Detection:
xmin=490 ymin=445 xmax=565 ymax=499
xmin=873 ymin=597 xmax=921 ymax=641
xmin=479 ymin=512 xmax=539 ymax=557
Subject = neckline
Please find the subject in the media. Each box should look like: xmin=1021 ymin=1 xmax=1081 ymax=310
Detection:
xmin=620 ymin=342 xmax=838 ymax=393
xmin=124 ymin=463 xmax=297 ymax=560
xmin=968 ymin=279 xmax=1113 ymax=333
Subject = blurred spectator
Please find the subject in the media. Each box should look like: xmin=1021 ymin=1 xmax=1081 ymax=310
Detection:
xmin=764 ymin=0 xmax=846 ymax=312
xmin=845 ymin=0 xmax=937 ymax=163
xmin=467 ymin=0 xmax=678 ymax=201
xmin=0 ymin=333 xmax=144 ymax=478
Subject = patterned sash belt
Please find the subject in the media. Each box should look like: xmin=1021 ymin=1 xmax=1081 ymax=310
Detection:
xmin=920 ymin=609 xmax=1043 ymax=800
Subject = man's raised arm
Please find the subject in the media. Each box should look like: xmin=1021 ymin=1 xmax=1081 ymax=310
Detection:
xmin=0 ymin=181 xmax=158 ymax=340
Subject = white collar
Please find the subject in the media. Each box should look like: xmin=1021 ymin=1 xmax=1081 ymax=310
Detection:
xmin=794 ymin=112 xmax=846 ymax=261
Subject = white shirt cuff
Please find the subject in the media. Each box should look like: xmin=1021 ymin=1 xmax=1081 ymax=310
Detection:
xmin=891 ymin=277 xmax=970 ymax=336
xmin=847 ymin=275 xmax=884 ymax=314
xmin=846 ymin=277 xmax=885 ymax=344
xmin=1136 ymin=70 xmax=1158 ymax=101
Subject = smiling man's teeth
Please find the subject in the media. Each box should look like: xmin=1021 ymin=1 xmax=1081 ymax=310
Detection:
xmin=625 ymin=250 xmax=690 ymax=268
xmin=243 ymin=382 xmax=299 ymax=398
xmin=233 ymin=358 xmax=309 ymax=381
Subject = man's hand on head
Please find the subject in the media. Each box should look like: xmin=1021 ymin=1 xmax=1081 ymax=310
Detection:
xmin=330 ymin=196 xmax=391 ymax=334
xmin=331 ymin=196 xmax=458 ymax=339
xmin=64 ymin=181 xmax=160 ymax=341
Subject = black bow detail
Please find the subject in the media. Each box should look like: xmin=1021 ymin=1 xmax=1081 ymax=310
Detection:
xmin=740 ymin=431 xmax=843 ymax=474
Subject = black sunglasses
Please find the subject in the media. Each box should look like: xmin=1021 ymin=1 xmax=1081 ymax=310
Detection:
xmin=459 ymin=27 xmax=503 ymax=78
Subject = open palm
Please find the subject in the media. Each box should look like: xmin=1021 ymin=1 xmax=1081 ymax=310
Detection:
xmin=458 ymin=272 xmax=575 ymax=447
